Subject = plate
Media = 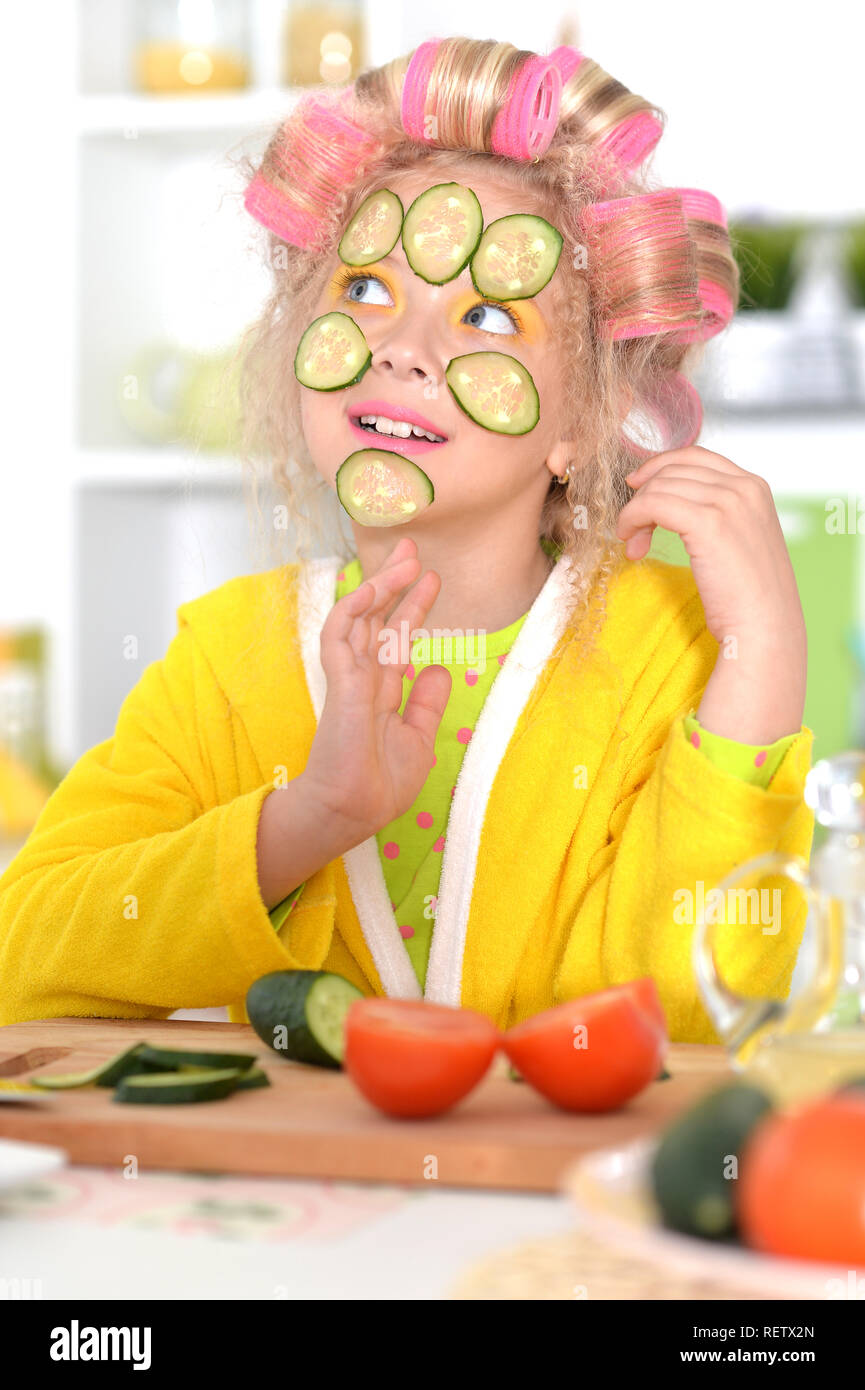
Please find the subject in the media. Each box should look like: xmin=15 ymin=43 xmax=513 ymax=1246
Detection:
xmin=0 ymin=1138 xmax=66 ymax=1192
xmin=563 ymin=1136 xmax=857 ymax=1299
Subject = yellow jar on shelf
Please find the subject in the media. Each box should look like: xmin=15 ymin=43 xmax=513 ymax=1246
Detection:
xmin=284 ymin=1 xmax=366 ymax=86
xmin=133 ymin=0 xmax=250 ymax=94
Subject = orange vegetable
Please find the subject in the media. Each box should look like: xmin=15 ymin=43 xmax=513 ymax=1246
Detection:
xmin=344 ymin=998 xmax=499 ymax=1118
xmin=501 ymin=983 xmax=667 ymax=1113
xmin=737 ymin=1092 xmax=865 ymax=1265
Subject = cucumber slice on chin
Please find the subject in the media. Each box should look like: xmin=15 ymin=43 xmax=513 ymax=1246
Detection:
xmin=470 ymin=213 xmax=563 ymax=300
xmin=295 ymin=312 xmax=371 ymax=391
xmin=336 ymin=449 xmax=434 ymax=527
xmin=445 ymin=351 xmax=539 ymax=435
xmin=401 ymin=182 xmax=483 ymax=285
xmin=338 ymin=189 xmax=404 ymax=266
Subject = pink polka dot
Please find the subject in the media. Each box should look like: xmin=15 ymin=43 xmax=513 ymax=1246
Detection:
xmin=465 ymin=669 xmax=478 ymax=686
xmin=383 ymin=841 xmax=400 ymax=859
xmin=450 ymin=786 xmax=455 ymax=796
xmin=399 ymin=924 xmax=414 ymax=939
xmin=337 ymin=571 xmax=345 ymax=581
xmin=754 ymin=749 xmax=767 ymax=767
xmin=406 ymin=663 xmax=415 ymax=680
xmin=497 ymin=654 xmax=507 ymax=665
xmin=457 ymin=727 xmax=472 ymax=744
xmin=690 ymin=732 xmax=701 ymax=749
xmin=416 ymin=811 xmax=434 ymax=829
xmin=433 ymin=836 xmax=445 ymax=852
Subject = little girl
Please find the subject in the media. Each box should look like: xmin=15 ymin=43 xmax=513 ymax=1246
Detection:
xmin=0 ymin=37 xmax=813 ymax=1042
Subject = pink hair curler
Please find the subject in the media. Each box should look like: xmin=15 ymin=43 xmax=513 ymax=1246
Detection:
xmin=597 ymin=110 xmax=663 ymax=179
xmin=674 ymin=187 xmax=735 ymax=341
xmin=243 ymin=86 xmax=383 ymax=249
xmin=491 ymin=55 xmax=562 ymax=159
xmin=622 ymin=371 xmax=703 ymax=460
xmin=400 ymin=37 xmax=443 ymax=142
xmin=546 ymin=44 xmax=585 ymax=86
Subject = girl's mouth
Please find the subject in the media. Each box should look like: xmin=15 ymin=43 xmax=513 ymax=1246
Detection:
xmin=347 ymin=411 xmax=448 ymax=456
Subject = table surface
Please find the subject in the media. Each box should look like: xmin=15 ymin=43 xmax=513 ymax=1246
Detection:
xmin=0 ymin=1012 xmax=771 ymax=1300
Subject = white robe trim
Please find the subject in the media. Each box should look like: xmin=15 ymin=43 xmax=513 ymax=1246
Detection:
xmin=296 ymin=551 xmax=576 ymax=1006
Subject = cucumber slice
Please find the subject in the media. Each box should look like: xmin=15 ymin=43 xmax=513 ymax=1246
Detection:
xmin=445 ymin=351 xmax=540 ymax=435
xmin=136 ymin=1044 xmax=257 ymax=1073
xmin=114 ymin=1068 xmax=244 ymax=1105
xmin=233 ymin=1065 xmax=271 ymax=1091
xmin=470 ymin=214 xmax=563 ymax=300
xmin=338 ymin=189 xmax=404 ymax=266
xmin=336 ymin=449 xmax=434 ymax=527
xmin=294 ymin=312 xmax=371 ymax=391
xmin=401 ymin=182 xmax=483 ymax=285
xmin=31 ymin=1043 xmax=152 ymax=1090
xmin=246 ymin=969 xmax=365 ymax=1068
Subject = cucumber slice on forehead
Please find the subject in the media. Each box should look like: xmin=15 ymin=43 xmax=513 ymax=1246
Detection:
xmin=338 ymin=189 xmax=404 ymax=266
xmin=401 ymin=182 xmax=483 ymax=285
xmin=470 ymin=213 xmax=563 ymax=300
xmin=445 ymin=351 xmax=540 ymax=435
xmin=294 ymin=312 xmax=371 ymax=391
xmin=336 ymin=449 xmax=434 ymax=527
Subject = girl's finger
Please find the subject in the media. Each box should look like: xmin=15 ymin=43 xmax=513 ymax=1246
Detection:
xmin=619 ymin=479 xmax=740 ymax=522
xmin=616 ymin=488 xmax=718 ymax=544
xmin=626 ymin=445 xmax=751 ymax=487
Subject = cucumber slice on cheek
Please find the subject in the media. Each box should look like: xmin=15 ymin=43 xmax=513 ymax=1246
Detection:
xmin=338 ymin=189 xmax=404 ymax=266
xmin=336 ymin=449 xmax=434 ymax=527
xmin=294 ymin=312 xmax=371 ymax=391
xmin=445 ymin=351 xmax=540 ymax=435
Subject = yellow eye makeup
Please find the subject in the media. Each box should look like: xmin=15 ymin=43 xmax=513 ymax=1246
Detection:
xmin=328 ymin=263 xmax=403 ymax=311
xmin=327 ymin=263 xmax=547 ymax=343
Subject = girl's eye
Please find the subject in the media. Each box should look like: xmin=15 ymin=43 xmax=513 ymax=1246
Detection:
xmin=340 ymin=274 xmax=392 ymax=306
xmin=461 ymin=302 xmax=520 ymax=335
xmin=334 ymin=270 xmax=523 ymax=335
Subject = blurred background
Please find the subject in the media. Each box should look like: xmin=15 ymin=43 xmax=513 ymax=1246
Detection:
xmin=2 ymin=0 xmax=865 ymax=868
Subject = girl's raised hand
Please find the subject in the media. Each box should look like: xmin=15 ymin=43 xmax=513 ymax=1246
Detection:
xmin=616 ymin=445 xmax=804 ymax=647
xmin=302 ymin=536 xmax=452 ymax=846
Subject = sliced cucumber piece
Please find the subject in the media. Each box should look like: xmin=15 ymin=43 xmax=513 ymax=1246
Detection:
xmin=336 ymin=449 xmax=434 ymax=527
xmin=31 ymin=1043 xmax=152 ymax=1090
xmin=294 ymin=312 xmax=371 ymax=391
xmin=470 ymin=214 xmax=563 ymax=300
xmin=246 ymin=969 xmax=365 ymax=1068
xmin=401 ymin=182 xmax=483 ymax=285
xmin=114 ymin=1068 xmax=244 ymax=1105
xmin=445 ymin=351 xmax=539 ymax=435
xmin=136 ymin=1044 xmax=257 ymax=1073
xmin=338 ymin=189 xmax=404 ymax=266
xmin=233 ymin=1065 xmax=271 ymax=1091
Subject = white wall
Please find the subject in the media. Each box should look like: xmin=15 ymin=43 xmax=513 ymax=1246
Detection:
xmin=400 ymin=1 xmax=865 ymax=217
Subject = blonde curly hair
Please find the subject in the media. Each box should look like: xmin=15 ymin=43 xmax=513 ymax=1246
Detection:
xmin=231 ymin=37 xmax=739 ymax=663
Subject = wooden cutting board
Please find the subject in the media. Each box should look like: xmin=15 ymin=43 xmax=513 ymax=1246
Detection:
xmin=0 ymin=1018 xmax=733 ymax=1193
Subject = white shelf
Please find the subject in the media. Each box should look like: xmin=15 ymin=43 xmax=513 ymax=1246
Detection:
xmin=73 ymin=448 xmax=246 ymax=488
xmin=75 ymin=87 xmax=302 ymax=135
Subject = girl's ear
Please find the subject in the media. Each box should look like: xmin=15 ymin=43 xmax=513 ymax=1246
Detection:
xmin=545 ymin=437 xmax=578 ymax=482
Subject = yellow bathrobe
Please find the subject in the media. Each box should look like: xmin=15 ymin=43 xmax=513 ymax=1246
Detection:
xmin=0 ymin=552 xmax=814 ymax=1041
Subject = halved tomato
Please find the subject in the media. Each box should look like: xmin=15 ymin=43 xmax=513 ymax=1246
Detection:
xmin=625 ymin=977 xmax=668 ymax=1038
xmin=344 ymin=998 xmax=499 ymax=1118
xmin=736 ymin=1092 xmax=865 ymax=1265
xmin=501 ymin=984 xmax=667 ymax=1113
